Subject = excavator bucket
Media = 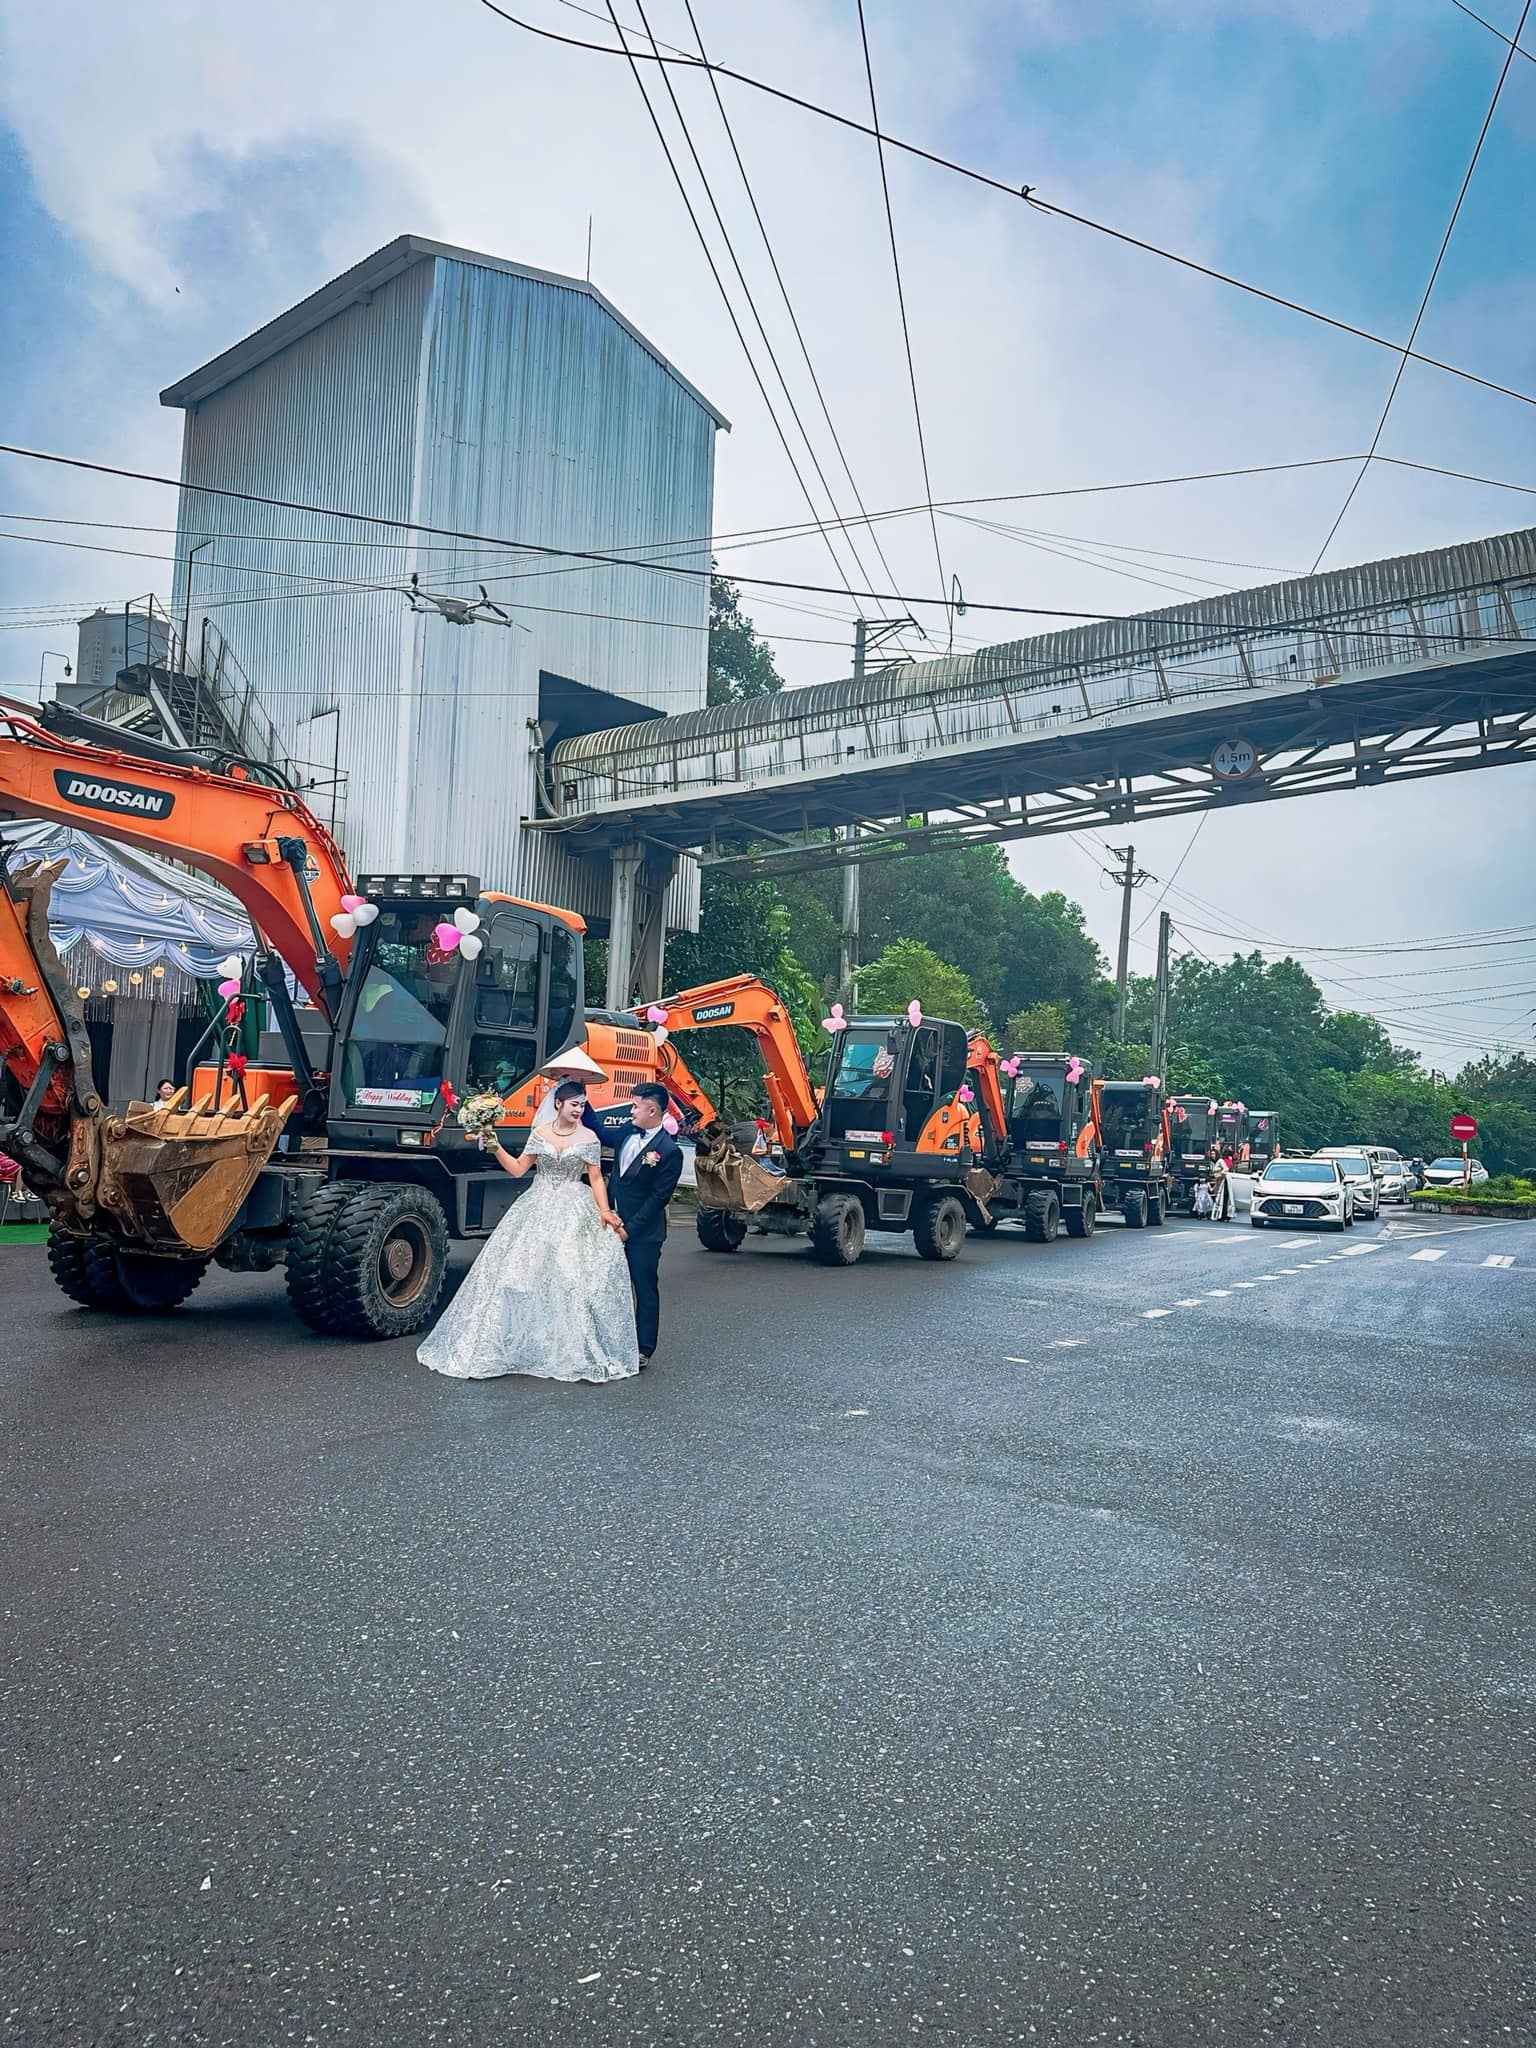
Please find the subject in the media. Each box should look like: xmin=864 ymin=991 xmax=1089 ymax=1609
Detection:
xmin=95 ymin=1092 xmax=297 ymax=1255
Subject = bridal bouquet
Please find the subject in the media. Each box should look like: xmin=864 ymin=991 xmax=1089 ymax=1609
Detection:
xmin=456 ymin=1092 xmax=505 ymax=1146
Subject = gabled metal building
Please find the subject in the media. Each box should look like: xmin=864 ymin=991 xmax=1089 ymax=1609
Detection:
xmin=160 ymin=235 xmax=726 ymax=984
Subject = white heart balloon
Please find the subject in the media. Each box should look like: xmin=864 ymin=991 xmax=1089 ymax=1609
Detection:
xmin=219 ymin=954 xmax=243 ymax=978
xmin=458 ymin=933 xmax=484 ymax=961
xmin=654 ymin=1026 xmax=669 ymax=1046
xmin=351 ymin=901 xmax=379 ymax=926
xmin=329 ymin=912 xmax=357 ymax=939
xmin=452 ymin=907 xmax=480 ymax=934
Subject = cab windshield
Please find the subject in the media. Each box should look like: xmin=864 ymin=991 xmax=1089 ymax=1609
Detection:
xmin=832 ymin=1030 xmax=897 ymax=1101
xmin=1097 ymin=1088 xmax=1153 ymax=1149
xmin=1009 ymin=1068 xmax=1065 ymax=1136
xmin=341 ymin=909 xmax=459 ymax=1111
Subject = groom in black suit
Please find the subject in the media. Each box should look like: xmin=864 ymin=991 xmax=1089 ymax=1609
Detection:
xmin=607 ymin=1082 xmax=683 ymax=1368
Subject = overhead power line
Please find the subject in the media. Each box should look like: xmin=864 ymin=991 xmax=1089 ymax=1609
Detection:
xmin=1446 ymin=0 xmax=1536 ymax=66
xmin=1311 ymin=0 xmax=1534 ymax=571
xmin=476 ymin=1 xmax=1536 ymax=420
xmin=853 ymin=0 xmax=947 ymax=624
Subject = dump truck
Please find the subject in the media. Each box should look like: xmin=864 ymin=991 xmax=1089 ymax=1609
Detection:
xmin=0 ymin=708 xmax=715 ymax=1336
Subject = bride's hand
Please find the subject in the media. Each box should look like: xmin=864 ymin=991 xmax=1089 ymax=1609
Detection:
xmin=601 ymin=1210 xmax=627 ymax=1241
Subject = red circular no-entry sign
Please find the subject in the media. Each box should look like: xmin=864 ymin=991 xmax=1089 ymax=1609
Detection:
xmin=1450 ymin=1113 xmax=1478 ymax=1141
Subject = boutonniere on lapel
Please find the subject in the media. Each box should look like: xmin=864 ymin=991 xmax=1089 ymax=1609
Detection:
xmin=643 ymin=1149 xmax=661 ymax=1168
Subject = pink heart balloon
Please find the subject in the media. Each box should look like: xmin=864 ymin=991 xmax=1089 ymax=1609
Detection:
xmin=216 ymin=977 xmax=240 ymax=999
xmin=645 ymin=1004 xmax=669 ymax=1025
xmin=433 ymin=922 xmax=461 ymax=952
xmin=662 ymin=1112 xmax=680 ymax=1136
xmin=339 ymin=894 xmax=365 ymax=914
xmin=958 ymin=1084 xmax=974 ymax=1104
xmin=1065 ymin=1056 xmax=1085 ymax=1086
xmin=906 ymin=1000 xmax=923 ymax=1027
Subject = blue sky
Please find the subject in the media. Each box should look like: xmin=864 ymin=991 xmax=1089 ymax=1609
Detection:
xmin=1 ymin=0 xmax=1533 ymax=1067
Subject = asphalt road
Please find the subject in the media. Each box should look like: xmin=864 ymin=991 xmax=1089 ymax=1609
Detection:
xmin=2 ymin=1204 xmax=1532 ymax=2046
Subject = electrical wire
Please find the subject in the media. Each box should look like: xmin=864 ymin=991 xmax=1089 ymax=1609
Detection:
xmin=1311 ymin=0 xmax=1534 ymax=572
xmin=853 ymin=0 xmax=947 ymax=623
xmin=679 ymin=0 xmax=920 ymax=658
xmin=1446 ymin=0 xmax=1536 ymax=65
xmin=476 ymin=1 xmax=1536 ymax=420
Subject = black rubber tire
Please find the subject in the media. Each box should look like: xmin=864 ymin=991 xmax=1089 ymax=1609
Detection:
xmin=914 ymin=1193 xmax=967 ymax=1261
xmin=47 ymin=1229 xmax=101 ymax=1308
xmin=315 ymin=1184 xmax=450 ymax=1339
xmin=106 ymin=1249 xmax=209 ymax=1311
xmin=1147 ymin=1190 xmax=1166 ymax=1226
xmin=1063 ymin=1192 xmax=1097 ymax=1239
xmin=696 ymin=1207 xmax=748 ymax=1253
xmin=50 ymin=1230 xmax=208 ymax=1312
xmin=284 ymin=1181 xmax=359 ymax=1335
xmin=1123 ymin=1188 xmax=1148 ymax=1229
xmin=1022 ymin=1188 xmax=1061 ymax=1242
xmin=810 ymin=1191 xmax=866 ymax=1266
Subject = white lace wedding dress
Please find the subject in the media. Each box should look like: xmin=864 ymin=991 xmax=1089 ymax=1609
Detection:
xmin=418 ymin=1128 xmax=639 ymax=1383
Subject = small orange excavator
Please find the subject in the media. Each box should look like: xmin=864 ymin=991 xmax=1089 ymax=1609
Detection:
xmin=672 ymin=993 xmax=1008 ymax=1265
xmin=0 ymin=708 xmax=718 ymax=1337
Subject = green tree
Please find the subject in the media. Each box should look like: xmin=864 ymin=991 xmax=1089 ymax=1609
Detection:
xmin=855 ymin=939 xmax=985 ymax=1029
xmin=708 ymin=573 xmax=784 ymax=706
xmin=1003 ymin=1002 xmax=1069 ymax=1050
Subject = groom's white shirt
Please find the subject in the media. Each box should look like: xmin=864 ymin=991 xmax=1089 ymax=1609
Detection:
xmin=619 ymin=1128 xmax=648 ymax=1177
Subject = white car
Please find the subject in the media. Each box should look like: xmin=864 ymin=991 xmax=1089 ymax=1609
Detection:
xmin=1363 ymin=1147 xmax=1411 ymax=1202
xmin=1314 ymin=1148 xmax=1382 ymax=1218
xmin=1421 ymin=1156 xmax=1490 ymax=1188
xmin=1251 ymin=1157 xmax=1355 ymax=1231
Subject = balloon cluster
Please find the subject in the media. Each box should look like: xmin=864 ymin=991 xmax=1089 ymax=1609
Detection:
xmin=431 ymin=907 xmax=484 ymax=961
xmin=907 ymin=1000 xmax=923 ymax=1027
xmin=328 ymin=893 xmax=381 ymax=943
xmin=1000 ymin=1057 xmax=1021 ymax=1078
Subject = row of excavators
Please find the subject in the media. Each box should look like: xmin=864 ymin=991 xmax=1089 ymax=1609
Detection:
xmin=1 ymin=708 xmax=1273 ymax=1338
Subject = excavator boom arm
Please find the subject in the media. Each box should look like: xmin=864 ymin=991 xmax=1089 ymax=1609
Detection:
xmin=651 ymin=974 xmax=820 ymax=1147
xmin=0 ymin=711 xmax=355 ymax=1011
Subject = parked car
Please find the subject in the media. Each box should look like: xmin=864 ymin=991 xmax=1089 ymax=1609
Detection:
xmin=1421 ymin=1156 xmax=1490 ymax=1188
xmin=1251 ymin=1157 xmax=1355 ymax=1230
xmin=1366 ymin=1148 xmax=1411 ymax=1202
xmin=1315 ymin=1149 xmax=1381 ymax=1218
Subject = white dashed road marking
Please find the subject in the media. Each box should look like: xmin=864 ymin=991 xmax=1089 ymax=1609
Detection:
xmin=1279 ymin=1237 xmax=1315 ymax=1248
xmin=1142 ymin=1308 xmax=1174 ymax=1319
xmin=1410 ymin=1249 xmax=1447 ymax=1263
xmin=1205 ymin=1289 xmax=1232 ymax=1297
xmin=1482 ymin=1254 xmax=1516 ymax=1269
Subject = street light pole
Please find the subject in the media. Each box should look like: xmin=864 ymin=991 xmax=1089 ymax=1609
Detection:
xmin=37 ymin=651 xmax=72 ymax=701
xmin=182 ymin=537 xmax=213 ymax=677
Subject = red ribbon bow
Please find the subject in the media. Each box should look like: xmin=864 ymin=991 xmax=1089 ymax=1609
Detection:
xmin=227 ymin=1054 xmax=248 ymax=1078
xmin=225 ymin=998 xmax=246 ymax=1027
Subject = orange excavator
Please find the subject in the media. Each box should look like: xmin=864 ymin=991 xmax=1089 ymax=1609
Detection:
xmin=669 ymin=991 xmax=1009 ymax=1265
xmin=0 ymin=707 xmax=719 ymax=1335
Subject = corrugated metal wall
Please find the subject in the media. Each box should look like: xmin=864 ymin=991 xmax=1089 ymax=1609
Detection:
xmin=172 ymin=250 xmax=714 ymax=930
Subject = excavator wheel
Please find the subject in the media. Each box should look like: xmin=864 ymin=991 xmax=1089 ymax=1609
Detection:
xmin=696 ymin=1207 xmax=748 ymax=1253
xmin=810 ymin=1191 xmax=866 ymax=1267
xmin=294 ymin=1182 xmax=449 ymax=1340
xmin=914 ymin=1193 xmax=967 ymax=1262
xmin=1123 ymin=1188 xmax=1148 ymax=1228
xmin=47 ymin=1228 xmax=208 ymax=1312
xmin=284 ymin=1181 xmax=358 ymax=1335
xmin=1063 ymin=1193 xmax=1097 ymax=1239
xmin=1022 ymin=1188 xmax=1061 ymax=1242
xmin=1147 ymin=1189 xmax=1167 ymax=1226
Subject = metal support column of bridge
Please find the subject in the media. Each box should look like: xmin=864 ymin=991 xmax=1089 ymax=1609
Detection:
xmin=604 ymin=842 xmax=676 ymax=1009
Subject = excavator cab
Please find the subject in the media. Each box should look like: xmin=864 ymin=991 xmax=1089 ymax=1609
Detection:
xmin=1248 ymin=1111 xmax=1279 ymax=1170
xmin=1168 ymin=1094 xmax=1219 ymax=1212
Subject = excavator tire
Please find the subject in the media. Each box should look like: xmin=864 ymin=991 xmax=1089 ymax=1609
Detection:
xmin=46 ymin=1229 xmax=103 ymax=1309
xmin=1023 ymin=1188 xmax=1061 ymax=1242
xmin=1063 ymin=1192 xmax=1097 ymax=1239
xmin=696 ymin=1207 xmax=748 ymax=1253
xmin=48 ymin=1229 xmax=209 ymax=1312
xmin=1123 ymin=1187 xmax=1148 ymax=1228
xmin=914 ymin=1193 xmax=967 ymax=1262
xmin=284 ymin=1181 xmax=358 ymax=1335
xmin=810 ymin=1191 xmax=865 ymax=1266
xmin=1148 ymin=1189 xmax=1167 ymax=1226
xmin=309 ymin=1183 xmax=449 ymax=1340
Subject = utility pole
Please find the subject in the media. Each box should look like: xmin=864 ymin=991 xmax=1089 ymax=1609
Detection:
xmin=1108 ymin=845 xmax=1150 ymax=1041
xmin=1150 ymin=911 xmax=1172 ymax=1076
xmin=839 ymin=847 xmax=860 ymax=1004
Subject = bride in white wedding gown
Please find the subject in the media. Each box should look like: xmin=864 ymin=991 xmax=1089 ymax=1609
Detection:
xmin=418 ymin=1081 xmax=639 ymax=1384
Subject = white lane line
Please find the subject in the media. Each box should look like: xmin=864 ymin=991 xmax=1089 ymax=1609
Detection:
xmin=1391 ymin=1220 xmax=1521 ymax=1243
xmin=1279 ymin=1237 xmax=1315 ymax=1248
xmin=1003 ymin=1356 xmax=1033 ymax=1365
xmin=1255 ymin=1275 xmax=1283 ymax=1282
xmin=1482 ymin=1254 xmax=1516 ymax=1269
xmin=1409 ymin=1248 xmax=1447 ymax=1262
xmin=1205 ymin=1288 xmax=1232 ymax=1298
xmin=1142 ymin=1308 xmax=1174 ymax=1319
xmin=1175 ymin=1297 xmax=1206 ymax=1307
xmin=1278 ymin=1267 xmax=1306 ymax=1275
xmin=1234 ymin=1280 xmax=1257 ymax=1289
xmin=1050 ymin=1337 xmax=1085 ymax=1349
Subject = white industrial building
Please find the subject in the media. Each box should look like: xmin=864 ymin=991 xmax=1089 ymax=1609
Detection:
xmin=159 ymin=235 xmax=726 ymax=993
